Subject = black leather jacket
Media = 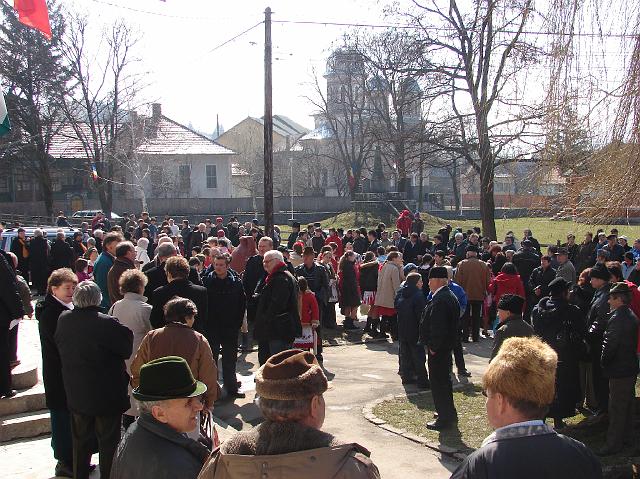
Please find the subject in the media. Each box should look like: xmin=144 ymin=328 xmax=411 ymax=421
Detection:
xmin=601 ymin=305 xmax=639 ymax=378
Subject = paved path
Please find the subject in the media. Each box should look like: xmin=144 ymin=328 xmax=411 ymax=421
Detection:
xmin=2 ymin=315 xmax=493 ymax=478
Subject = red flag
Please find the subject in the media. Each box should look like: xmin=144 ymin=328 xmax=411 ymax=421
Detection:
xmin=14 ymin=0 xmax=52 ymax=40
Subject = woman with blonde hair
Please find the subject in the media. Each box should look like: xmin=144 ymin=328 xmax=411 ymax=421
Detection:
xmin=374 ymin=251 xmax=405 ymax=340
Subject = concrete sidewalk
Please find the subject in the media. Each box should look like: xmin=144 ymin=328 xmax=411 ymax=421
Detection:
xmin=1 ymin=314 xmax=493 ymax=478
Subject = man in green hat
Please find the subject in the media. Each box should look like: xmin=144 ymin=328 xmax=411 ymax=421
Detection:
xmin=110 ymin=356 xmax=211 ymax=479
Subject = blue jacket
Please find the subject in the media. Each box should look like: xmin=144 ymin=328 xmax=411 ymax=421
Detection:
xmin=394 ymin=282 xmax=426 ymax=343
xmin=93 ymin=252 xmax=114 ymax=310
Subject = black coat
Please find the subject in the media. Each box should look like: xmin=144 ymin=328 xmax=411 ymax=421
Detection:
xmin=358 ymin=261 xmax=379 ymax=292
xmin=586 ymin=284 xmax=611 ymax=362
xmin=243 ymin=254 xmax=267 ymax=323
xmin=528 ymin=265 xmax=556 ymax=300
xmin=294 ymin=263 xmax=329 ymax=306
xmin=601 ymin=305 xmax=639 ymax=378
xmin=144 ymin=262 xmax=202 ymax=303
xmin=29 ymin=236 xmax=50 ymax=291
xmin=338 ymin=261 xmax=360 ymax=309
xmin=569 ymin=284 xmax=595 ymax=317
xmin=49 ymin=239 xmax=74 ymax=271
xmin=35 ymin=294 xmax=71 ymax=409
xmin=490 ymin=314 xmax=534 ymax=361
xmin=203 ymin=270 xmax=246 ymax=342
xmin=451 ymin=425 xmax=602 ymax=479
xmin=532 ymin=297 xmax=586 ymax=418
xmin=54 ymin=306 xmax=133 ymax=416
xmin=403 ymin=241 xmax=421 ymax=264
xmin=149 ymin=279 xmax=209 ymax=333
xmin=394 ymin=282 xmax=426 ymax=343
xmin=575 ymin=241 xmax=597 ymax=273
xmin=512 ymin=248 xmax=540 ymax=291
xmin=352 ymin=237 xmax=368 ymax=255
xmin=253 ymin=265 xmax=301 ymax=342
xmin=111 ymin=412 xmax=210 ymax=479
xmin=0 ymin=253 xmax=24 ymax=328
xmin=419 ymin=286 xmax=459 ymax=353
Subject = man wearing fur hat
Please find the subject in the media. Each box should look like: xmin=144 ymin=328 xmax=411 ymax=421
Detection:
xmin=490 ymin=294 xmax=533 ymax=361
xmin=451 ymin=337 xmax=602 ymax=479
xmin=419 ymin=266 xmax=461 ymax=430
xmin=198 ymin=349 xmax=380 ymax=478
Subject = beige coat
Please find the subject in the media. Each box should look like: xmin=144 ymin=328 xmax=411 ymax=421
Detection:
xmin=198 ymin=420 xmax=380 ymax=479
xmin=374 ymin=261 xmax=404 ymax=309
xmin=130 ymin=322 xmax=219 ymax=408
xmin=454 ymin=257 xmax=491 ymax=302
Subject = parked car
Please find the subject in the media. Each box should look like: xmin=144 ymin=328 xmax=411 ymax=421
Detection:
xmin=0 ymin=226 xmax=79 ymax=252
xmin=70 ymin=210 xmax=122 ymax=225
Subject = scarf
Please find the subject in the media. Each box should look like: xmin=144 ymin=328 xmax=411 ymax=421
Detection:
xmin=265 ymin=261 xmax=286 ymax=284
xmin=18 ymin=238 xmax=29 ymax=258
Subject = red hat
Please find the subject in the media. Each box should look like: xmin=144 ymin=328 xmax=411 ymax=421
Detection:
xmin=217 ymin=230 xmax=225 ymax=238
xmin=216 ymin=216 xmax=223 ymax=223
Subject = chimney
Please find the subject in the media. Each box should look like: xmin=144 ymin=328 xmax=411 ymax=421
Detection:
xmin=151 ymin=103 xmax=162 ymax=121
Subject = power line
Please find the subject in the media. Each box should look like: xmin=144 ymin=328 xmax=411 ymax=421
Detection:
xmin=273 ymin=19 xmax=639 ymax=39
xmin=88 ymin=0 xmax=223 ymax=21
xmin=203 ymin=21 xmax=263 ymax=56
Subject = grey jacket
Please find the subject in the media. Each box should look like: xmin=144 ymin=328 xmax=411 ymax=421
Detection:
xmin=111 ymin=413 xmax=210 ymax=479
xmin=556 ymin=261 xmax=577 ymax=287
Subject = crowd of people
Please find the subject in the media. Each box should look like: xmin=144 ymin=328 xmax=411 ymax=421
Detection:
xmin=0 ymin=208 xmax=638 ymax=478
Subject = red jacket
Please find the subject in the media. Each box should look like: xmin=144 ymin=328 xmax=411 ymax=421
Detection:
xmin=490 ymin=272 xmax=526 ymax=311
xmin=325 ymin=234 xmax=344 ymax=258
xmin=396 ymin=210 xmax=412 ymax=237
xmin=299 ymin=290 xmax=319 ymax=325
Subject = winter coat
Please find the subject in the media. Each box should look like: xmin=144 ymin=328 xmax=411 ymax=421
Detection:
xmin=54 ymin=306 xmax=133 ymax=416
xmin=338 ymin=261 xmax=361 ymax=309
xmin=108 ymin=293 xmax=152 ymax=416
xmin=569 ymin=283 xmax=595 ymax=317
xmin=135 ymin=243 xmax=151 ymax=268
xmin=352 ymin=237 xmax=368 ymax=255
xmin=528 ymin=265 xmax=556 ymax=303
xmin=289 ymin=251 xmax=304 ymax=268
xmin=411 ymin=218 xmax=424 ymax=234
xmin=374 ymin=262 xmax=403 ymax=309
xmin=111 ymin=412 xmax=210 ymax=479
xmin=490 ymin=314 xmax=534 ymax=361
xmin=575 ymin=241 xmax=597 ymax=273
xmin=556 ymin=261 xmax=577 ymax=286
xmin=253 ymin=264 xmax=301 ymax=342
xmin=198 ymin=420 xmax=380 ymax=479
xmin=403 ymin=240 xmax=421 ymax=264
xmin=49 ymin=238 xmax=74 ymax=272
xmin=451 ymin=423 xmax=602 ymax=479
xmin=396 ymin=210 xmax=412 ymax=237
xmin=143 ymin=262 xmax=203 ymax=304
xmin=203 ymin=270 xmax=246 ymax=342
xmin=29 ymin=236 xmax=49 ymax=291
xmin=10 ymin=237 xmax=29 ymax=273
xmin=511 ymin=248 xmax=540 ymax=290
xmin=131 ymin=322 xmax=219 ymax=408
xmin=601 ymin=305 xmax=639 ymax=378
xmin=230 ymin=236 xmax=257 ymax=275
xmin=294 ymin=262 xmax=329 ymax=306
xmin=300 ymin=290 xmax=319 ymax=325
xmin=490 ymin=272 xmax=526 ymax=310
xmin=93 ymin=251 xmax=115 ymax=309
xmin=532 ymin=297 xmax=586 ymax=418
xmin=451 ymin=241 xmax=468 ymax=266
xmin=394 ymin=282 xmax=426 ymax=343
xmin=455 ymin=257 xmax=491 ymax=301
xmin=35 ymin=294 xmax=71 ymax=410
xmin=601 ymin=243 xmax=625 ymax=262
xmin=358 ymin=260 xmax=379 ymax=292
xmin=107 ymin=256 xmax=136 ymax=305
xmin=419 ymin=285 xmax=459 ymax=353
xmin=149 ymin=278 xmax=208 ymax=332
xmin=586 ymin=284 xmax=612 ymax=362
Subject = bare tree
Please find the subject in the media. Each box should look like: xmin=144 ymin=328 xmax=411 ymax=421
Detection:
xmin=397 ymin=0 xmax=544 ymax=239
xmin=306 ymin=49 xmax=378 ymax=199
xmin=61 ymin=14 xmax=144 ymax=218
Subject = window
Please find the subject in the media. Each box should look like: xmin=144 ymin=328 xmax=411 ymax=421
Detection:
xmin=178 ymin=165 xmax=191 ymax=190
xmin=206 ymin=165 xmax=217 ymax=189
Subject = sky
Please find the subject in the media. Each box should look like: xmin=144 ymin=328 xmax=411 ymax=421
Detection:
xmin=58 ymin=0 xmax=392 ymax=134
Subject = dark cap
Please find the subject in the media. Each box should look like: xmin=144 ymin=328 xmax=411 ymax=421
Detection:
xmin=466 ymin=244 xmax=479 ymax=254
xmin=610 ymin=282 xmax=632 ymax=295
xmin=590 ymin=263 xmax=611 ymax=281
xmin=292 ymin=221 xmax=301 ymax=228
xmin=497 ymin=294 xmax=525 ymax=314
xmin=555 ymin=247 xmax=569 ymax=256
xmin=521 ymin=239 xmax=532 ymax=247
xmin=132 ymin=356 xmax=207 ymax=401
xmin=429 ymin=266 xmax=448 ymax=279
xmin=255 ymin=349 xmax=328 ymax=400
xmin=607 ymin=234 xmax=617 ymax=240
xmin=548 ymin=277 xmax=570 ymax=294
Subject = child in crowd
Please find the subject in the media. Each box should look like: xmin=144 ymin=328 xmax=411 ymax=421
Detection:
xmin=75 ymin=258 xmax=92 ymax=282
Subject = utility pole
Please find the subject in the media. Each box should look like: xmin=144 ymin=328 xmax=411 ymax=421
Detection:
xmin=263 ymin=6 xmax=274 ymax=237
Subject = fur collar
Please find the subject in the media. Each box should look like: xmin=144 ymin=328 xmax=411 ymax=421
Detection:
xmin=221 ymin=420 xmax=343 ymax=456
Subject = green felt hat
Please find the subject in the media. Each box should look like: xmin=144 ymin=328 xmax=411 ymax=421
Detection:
xmin=132 ymin=356 xmax=207 ymax=401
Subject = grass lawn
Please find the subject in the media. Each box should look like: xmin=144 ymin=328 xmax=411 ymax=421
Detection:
xmin=279 ymin=211 xmax=640 ymax=245
xmin=373 ymin=383 xmax=640 ymax=469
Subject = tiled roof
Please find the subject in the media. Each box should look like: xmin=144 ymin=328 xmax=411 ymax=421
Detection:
xmin=47 ymin=116 xmax=234 ymax=159
xmin=135 ymin=116 xmax=234 ymax=155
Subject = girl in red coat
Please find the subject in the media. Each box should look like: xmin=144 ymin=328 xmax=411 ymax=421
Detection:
xmin=297 ymin=276 xmax=320 ymax=355
xmin=490 ymin=262 xmax=526 ymax=314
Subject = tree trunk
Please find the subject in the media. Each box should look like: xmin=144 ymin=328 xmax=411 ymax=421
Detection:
xmin=450 ymin=170 xmax=461 ymax=214
xmin=36 ymin=151 xmax=54 ymax=218
xmin=478 ymin=142 xmax=497 ymax=239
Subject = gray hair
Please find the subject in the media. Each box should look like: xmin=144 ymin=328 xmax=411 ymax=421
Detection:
xmin=263 ymin=250 xmax=284 ymax=263
xmin=258 ymin=236 xmax=274 ymax=248
xmin=138 ymin=399 xmax=166 ymax=414
xmin=455 ymin=232 xmax=463 ymax=239
xmin=34 ymin=228 xmax=43 ymax=238
xmin=72 ymin=280 xmax=102 ymax=308
xmin=157 ymin=242 xmax=177 ymax=259
xmin=93 ymin=229 xmax=104 ymax=238
xmin=258 ymin=396 xmax=313 ymax=422
xmin=56 ymin=231 xmax=65 ymax=241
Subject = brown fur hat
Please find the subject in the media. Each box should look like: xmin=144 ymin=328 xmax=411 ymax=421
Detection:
xmin=483 ymin=336 xmax=557 ymax=408
xmin=255 ymin=349 xmax=328 ymax=400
